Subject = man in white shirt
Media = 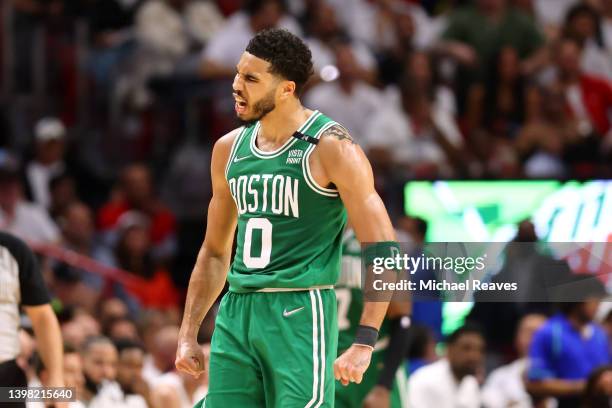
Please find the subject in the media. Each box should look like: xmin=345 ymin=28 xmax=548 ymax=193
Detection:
xmin=482 ymin=313 xmax=547 ymax=408
xmin=364 ymin=77 xmax=463 ymax=178
xmin=25 ymin=117 xmax=67 ymax=210
xmin=305 ymin=41 xmax=383 ymax=144
xmin=0 ymin=152 xmax=60 ymax=244
xmin=81 ymin=336 xmax=147 ymax=408
xmin=408 ymin=324 xmax=485 ymax=408
xmin=201 ymin=0 xmax=302 ymax=79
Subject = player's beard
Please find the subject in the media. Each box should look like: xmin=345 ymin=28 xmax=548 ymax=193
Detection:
xmin=239 ymin=89 xmax=276 ymax=126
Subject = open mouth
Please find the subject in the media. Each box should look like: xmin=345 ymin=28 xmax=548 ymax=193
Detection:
xmin=233 ymin=94 xmax=248 ymax=114
xmin=235 ymin=102 xmax=247 ymax=115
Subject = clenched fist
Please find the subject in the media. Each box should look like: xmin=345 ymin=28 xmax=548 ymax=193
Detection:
xmin=333 ymin=344 xmax=373 ymax=386
xmin=175 ymin=339 xmax=206 ymax=378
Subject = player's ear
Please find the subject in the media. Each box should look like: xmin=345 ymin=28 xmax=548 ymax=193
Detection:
xmin=280 ymin=80 xmax=296 ymax=100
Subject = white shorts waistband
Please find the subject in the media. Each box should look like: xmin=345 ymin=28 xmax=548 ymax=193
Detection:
xmin=255 ymin=285 xmax=334 ymax=293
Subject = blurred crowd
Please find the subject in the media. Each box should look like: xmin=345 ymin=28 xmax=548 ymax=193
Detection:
xmin=1 ymin=0 xmax=612 ymax=407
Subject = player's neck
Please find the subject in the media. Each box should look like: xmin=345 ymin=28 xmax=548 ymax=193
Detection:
xmin=259 ymin=99 xmax=311 ymax=144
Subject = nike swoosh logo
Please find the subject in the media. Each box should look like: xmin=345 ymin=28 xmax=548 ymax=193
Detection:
xmin=283 ymin=306 xmax=305 ymax=317
xmin=234 ymin=155 xmax=250 ymax=163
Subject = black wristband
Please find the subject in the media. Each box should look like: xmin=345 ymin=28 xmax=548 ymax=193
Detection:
xmin=354 ymin=325 xmax=379 ymax=349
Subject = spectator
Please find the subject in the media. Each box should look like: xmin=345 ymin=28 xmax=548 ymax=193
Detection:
xmin=364 ymin=76 xmax=464 ymax=179
xmin=0 ymin=152 xmax=60 ymax=244
xmin=114 ymin=339 xmax=151 ymax=408
xmin=526 ymin=276 xmax=610 ymax=408
xmin=438 ymin=0 xmax=546 ymax=110
xmin=304 ymin=40 xmax=383 ymax=144
xmin=111 ymin=211 xmax=181 ymax=310
xmin=0 ymin=232 xmax=64 ymax=394
xmin=201 ymin=0 xmax=302 ymax=78
xmin=61 ymin=311 xmax=102 ymax=350
xmin=24 ymin=117 xmax=68 ymax=209
xmin=406 ymin=325 xmax=438 ymax=376
xmin=376 ymin=8 xmax=417 ymax=87
xmin=554 ymin=37 xmax=612 ymax=139
xmin=398 ymin=215 xmax=442 ymax=341
xmin=562 ymin=3 xmax=612 ymax=81
xmin=28 ymin=344 xmax=87 ymax=408
xmin=551 ymin=37 xmax=612 ymax=175
xmin=403 ymin=51 xmax=457 ymax=117
xmin=582 ymin=365 xmax=612 ymax=408
xmin=603 ymin=0 xmax=612 ymax=52
xmin=48 ymin=172 xmax=79 ymax=221
xmin=514 ymin=85 xmax=577 ymax=178
xmin=86 ymin=0 xmax=142 ymax=89
xmin=466 ymin=46 xmax=536 ymax=138
xmin=481 ymin=313 xmax=547 ymax=408
xmin=97 ymin=163 xmax=177 ymax=262
xmin=106 ymin=318 xmax=141 ymax=342
xmin=327 ymin=0 xmax=438 ymax=53
xmin=61 ymin=344 xmax=86 ymax=404
xmin=303 ymin=2 xmax=377 ymax=84
xmin=408 ymin=324 xmax=485 ymax=408
xmin=142 ymin=325 xmax=179 ymax=385
xmin=54 ymin=202 xmax=107 ymax=297
xmin=80 ymin=336 xmax=130 ymax=407
xmin=123 ymin=0 xmax=224 ymax=106
xmin=152 ymin=343 xmax=209 ymax=408
xmin=533 ymin=0 xmax=580 ymax=40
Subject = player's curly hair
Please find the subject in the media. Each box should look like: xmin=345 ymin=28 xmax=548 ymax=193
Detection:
xmin=246 ymin=28 xmax=313 ymax=96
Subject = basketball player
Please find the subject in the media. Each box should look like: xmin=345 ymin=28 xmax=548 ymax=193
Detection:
xmin=335 ymin=227 xmax=411 ymax=408
xmin=175 ymin=28 xmax=399 ymax=407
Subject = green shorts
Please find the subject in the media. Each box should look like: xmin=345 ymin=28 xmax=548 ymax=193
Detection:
xmin=199 ymin=288 xmax=338 ymax=407
xmin=334 ymin=349 xmax=408 ymax=408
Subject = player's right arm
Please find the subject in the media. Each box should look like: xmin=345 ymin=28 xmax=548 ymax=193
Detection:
xmin=175 ymin=129 xmax=240 ymax=378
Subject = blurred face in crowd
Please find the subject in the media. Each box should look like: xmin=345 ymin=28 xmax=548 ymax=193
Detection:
xmin=334 ymin=44 xmax=359 ymax=82
xmin=594 ymin=369 xmax=612 ymax=395
xmin=61 ymin=203 xmax=94 ymax=246
xmin=100 ymin=298 xmax=129 ymax=325
xmin=515 ymin=314 xmax=546 ymax=357
xmin=447 ymin=333 xmax=485 ymax=379
xmin=515 ymin=220 xmax=537 ymax=242
xmin=153 ymin=326 xmax=180 ymax=372
xmin=557 ymin=40 xmax=582 ymax=79
xmin=478 ymin=0 xmax=506 ymax=14
xmin=393 ymin=11 xmax=415 ymax=45
xmin=312 ymin=3 xmax=339 ymax=39
xmin=568 ymin=11 xmax=597 ymax=41
xmin=108 ymin=319 xmax=140 ymax=342
xmin=120 ymin=225 xmax=151 ymax=258
xmin=64 ymin=352 xmax=85 ymax=391
xmin=251 ymin=0 xmax=283 ymax=32
xmin=0 ymin=177 xmax=21 ymax=209
xmin=82 ymin=341 xmax=118 ymax=386
xmin=233 ymin=53 xmax=282 ymax=123
xmin=121 ymin=165 xmax=152 ymax=207
xmin=36 ymin=139 xmax=65 ymax=165
xmin=116 ymin=347 xmax=145 ymax=393
xmin=578 ymin=298 xmax=601 ymax=323
xmin=407 ymin=52 xmax=431 ymax=86
xmin=50 ymin=175 xmax=77 ymax=213
xmin=498 ymin=47 xmax=520 ymax=82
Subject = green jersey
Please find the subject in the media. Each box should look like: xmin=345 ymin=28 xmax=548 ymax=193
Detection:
xmin=336 ymin=229 xmax=390 ymax=353
xmin=225 ymin=110 xmax=347 ymax=293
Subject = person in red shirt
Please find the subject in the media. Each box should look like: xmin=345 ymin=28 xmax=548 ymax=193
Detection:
xmin=554 ymin=37 xmax=612 ymax=175
xmin=556 ymin=37 xmax=612 ymax=138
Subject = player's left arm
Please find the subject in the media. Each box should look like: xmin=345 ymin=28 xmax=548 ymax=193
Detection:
xmin=317 ymin=124 xmax=400 ymax=387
